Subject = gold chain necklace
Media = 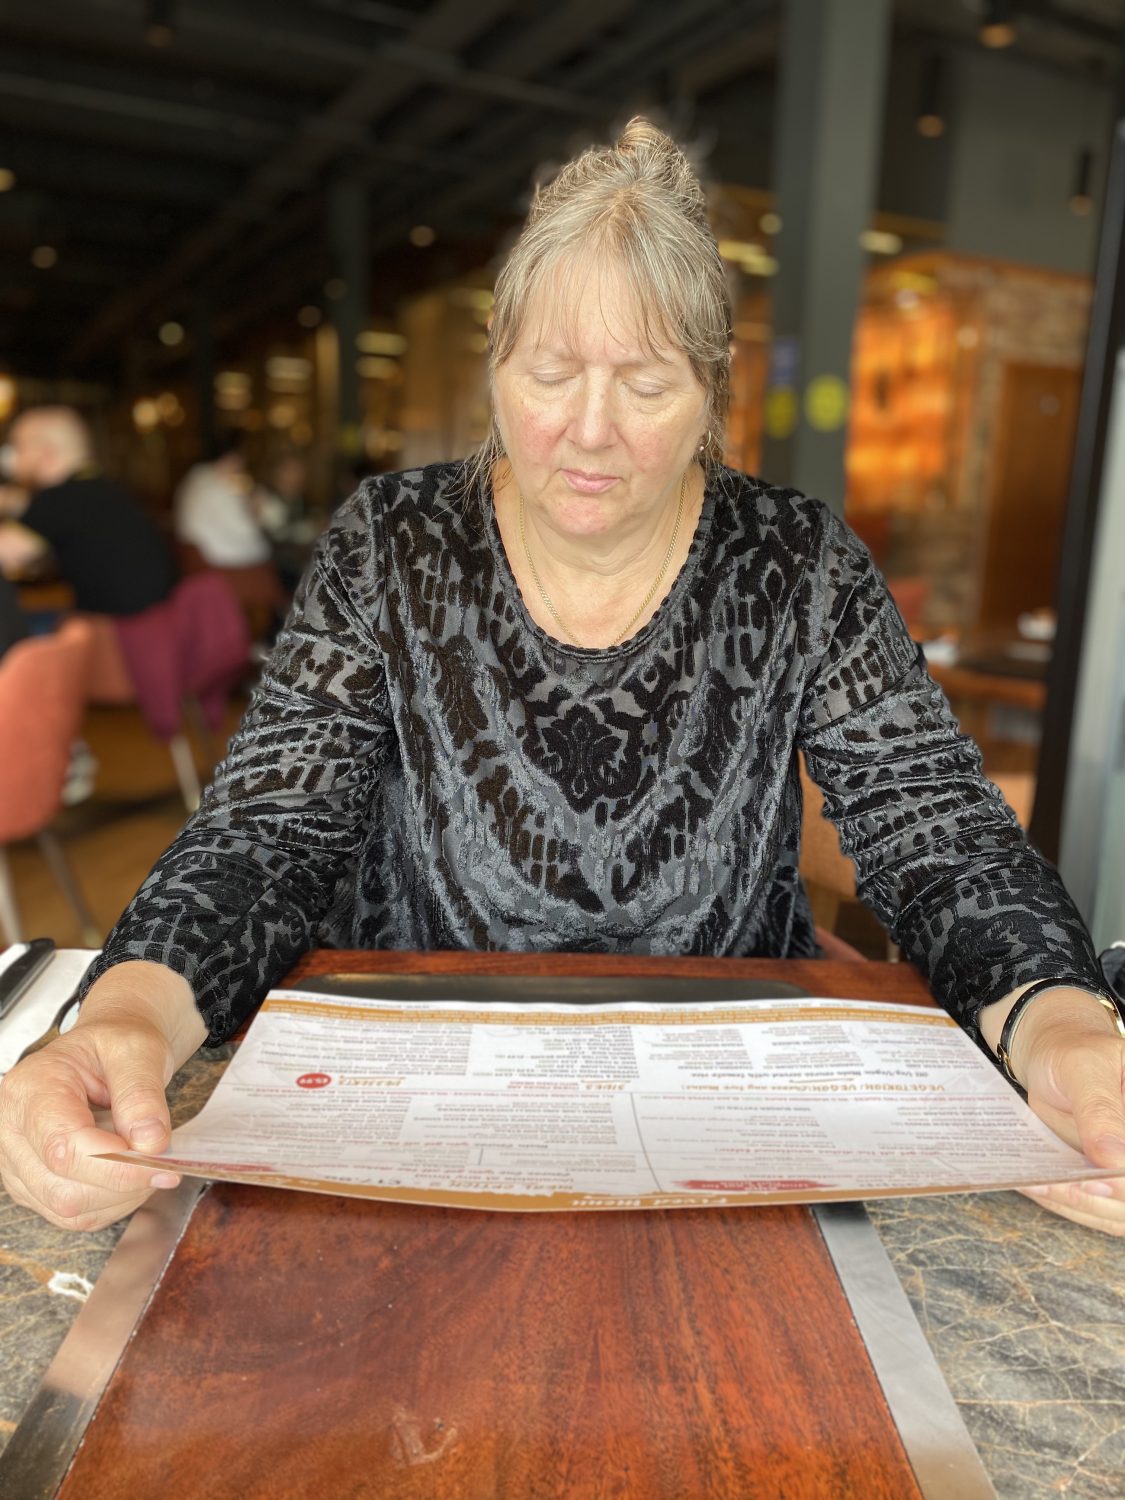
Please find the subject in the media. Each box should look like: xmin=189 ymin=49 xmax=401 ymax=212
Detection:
xmin=518 ymin=470 xmax=687 ymax=647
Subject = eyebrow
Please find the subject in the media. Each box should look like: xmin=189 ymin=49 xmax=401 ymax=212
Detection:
xmin=529 ymin=345 xmax=675 ymax=369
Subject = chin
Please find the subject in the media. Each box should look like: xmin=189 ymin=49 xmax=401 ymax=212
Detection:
xmin=549 ymin=491 xmax=621 ymax=535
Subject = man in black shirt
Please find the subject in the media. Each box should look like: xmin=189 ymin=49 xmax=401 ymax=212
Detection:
xmin=0 ymin=575 xmax=28 ymax=658
xmin=0 ymin=406 xmax=173 ymax=615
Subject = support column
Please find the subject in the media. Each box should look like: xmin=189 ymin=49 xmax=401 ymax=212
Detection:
xmin=327 ymin=174 xmax=369 ymax=469
xmin=191 ymin=290 xmax=216 ymax=459
xmin=761 ymin=0 xmax=892 ymax=513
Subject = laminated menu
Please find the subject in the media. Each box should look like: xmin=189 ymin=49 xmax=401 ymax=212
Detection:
xmin=109 ymin=989 xmax=1116 ymax=1211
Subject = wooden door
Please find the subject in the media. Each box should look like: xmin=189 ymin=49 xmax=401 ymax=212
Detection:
xmin=976 ymin=360 xmax=1081 ymax=632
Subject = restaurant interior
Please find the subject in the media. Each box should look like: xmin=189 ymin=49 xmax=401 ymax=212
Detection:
xmin=2 ymin=2 xmax=1125 ymax=1495
xmin=3 ymin=0 xmax=1123 ymax=960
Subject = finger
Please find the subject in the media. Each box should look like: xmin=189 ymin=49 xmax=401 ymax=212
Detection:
xmin=98 ymin=1033 xmax=174 ymax=1152
xmin=1053 ymin=1047 xmax=1125 ymax=1168
xmin=12 ymin=1032 xmax=170 ymax=1168
xmin=1020 ymin=1184 xmax=1125 ymax=1236
xmin=3 ymin=1156 xmax=154 ymax=1233
xmin=4 ymin=1125 xmax=179 ymax=1224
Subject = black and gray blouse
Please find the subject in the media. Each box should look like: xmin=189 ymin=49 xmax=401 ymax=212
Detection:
xmin=84 ymin=461 xmax=1101 ymax=1047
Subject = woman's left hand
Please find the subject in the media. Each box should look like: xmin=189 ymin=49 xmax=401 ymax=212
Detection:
xmin=999 ymin=989 xmax=1125 ymax=1235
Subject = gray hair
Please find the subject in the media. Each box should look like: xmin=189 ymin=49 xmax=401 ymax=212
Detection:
xmin=467 ymin=116 xmax=732 ymax=495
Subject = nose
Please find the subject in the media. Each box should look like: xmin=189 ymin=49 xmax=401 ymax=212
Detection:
xmin=568 ymin=373 xmax=615 ymax=451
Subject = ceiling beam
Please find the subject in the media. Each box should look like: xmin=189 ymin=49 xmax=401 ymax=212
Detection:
xmin=0 ymin=69 xmax=291 ymax=148
xmin=0 ymin=135 xmax=239 ymax=206
xmin=0 ymin=193 xmax=184 ymax=248
xmin=383 ymin=0 xmax=640 ymax=154
xmin=63 ymin=0 xmax=543 ymax=364
xmin=367 ymin=0 xmax=780 ymax=255
xmin=206 ymin=0 xmax=779 ymax=346
xmin=202 ymin=1 xmax=640 ymax=302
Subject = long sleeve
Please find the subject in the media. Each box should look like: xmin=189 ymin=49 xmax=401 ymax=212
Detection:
xmin=796 ymin=506 xmax=1101 ymax=1045
xmin=80 ymin=486 xmax=395 ymax=1044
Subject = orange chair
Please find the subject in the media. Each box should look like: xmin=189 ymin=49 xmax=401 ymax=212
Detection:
xmin=0 ymin=620 xmax=100 ymax=946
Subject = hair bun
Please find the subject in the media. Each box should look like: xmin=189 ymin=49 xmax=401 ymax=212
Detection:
xmin=617 ymin=116 xmax=671 ymax=157
xmin=615 ymin=115 xmax=706 ymax=222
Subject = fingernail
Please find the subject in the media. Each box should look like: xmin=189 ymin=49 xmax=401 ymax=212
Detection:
xmin=129 ymin=1119 xmax=166 ymax=1148
xmin=1027 ymin=1184 xmax=1052 ymax=1195
xmin=1081 ymin=1180 xmax=1115 ymax=1198
xmin=151 ymin=1172 xmax=180 ymax=1190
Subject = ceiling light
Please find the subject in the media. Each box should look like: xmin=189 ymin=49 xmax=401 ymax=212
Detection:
xmin=449 ymin=287 xmax=493 ymax=311
xmin=268 ymin=403 xmax=297 ymax=430
xmin=717 ymin=240 xmax=778 ymax=276
xmin=265 ymin=356 xmax=312 ymax=381
xmin=979 ymin=0 xmax=1015 ymax=48
xmin=409 ymin=225 xmax=436 ymax=247
xmin=758 ymin=212 xmax=781 ymax=235
xmin=0 ymin=169 xmax=15 ymax=192
xmin=916 ymin=54 xmax=945 ymax=137
xmin=31 ymin=245 xmax=58 ymax=269
xmin=158 ymin=320 xmax=184 ymax=346
xmin=146 ymin=0 xmax=174 ymax=46
xmin=356 ymin=356 xmax=398 ymax=379
xmin=1070 ymin=147 xmax=1094 ymax=216
xmin=297 ymin=305 xmax=322 ymax=328
xmin=133 ymin=398 xmax=160 ymax=432
xmin=215 ymin=370 xmax=251 ymax=410
xmin=860 ymin=229 xmax=904 ymax=255
xmin=356 ymin=331 xmax=407 ymax=355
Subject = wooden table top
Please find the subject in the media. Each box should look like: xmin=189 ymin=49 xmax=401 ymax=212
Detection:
xmin=54 ymin=952 xmax=941 ymax=1500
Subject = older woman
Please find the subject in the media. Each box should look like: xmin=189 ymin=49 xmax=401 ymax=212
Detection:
xmin=2 ymin=119 xmax=1123 ymax=1235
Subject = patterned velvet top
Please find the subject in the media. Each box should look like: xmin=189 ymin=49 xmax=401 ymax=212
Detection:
xmin=83 ymin=461 xmax=1101 ymax=1047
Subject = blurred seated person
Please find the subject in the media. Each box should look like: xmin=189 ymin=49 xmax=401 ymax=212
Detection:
xmin=257 ymin=452 xmax=318 ymax=593
xmin=174 ymin=435 xmax=286 ymax=640
xmin=174 ymin=434 xmax=272 ymax=569
xmin=257 ymin=452 xmax=309 ymax=542
xmin=0 ymin=407 xmax=173 ymax=615
xmin=0 ymin=575 xmax=29 ymax=658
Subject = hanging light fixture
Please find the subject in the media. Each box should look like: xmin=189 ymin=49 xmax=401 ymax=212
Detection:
xmin=1070 ymin=148 xmax=1094 ymax=216
xmin=916 ymin=54 xmax=946 ymax=138
xmin=979 ymin=0 xmax=1016 ymax=49
xmin=146 ymin=0 xmax=174 ymax=47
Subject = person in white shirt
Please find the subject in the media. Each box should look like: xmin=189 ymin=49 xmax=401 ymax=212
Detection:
xmin=174 ymin=436 xmax=271 ymax=568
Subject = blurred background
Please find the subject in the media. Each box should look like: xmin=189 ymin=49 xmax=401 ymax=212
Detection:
xmin=1 ymin=0 xmax=1124 ymax=958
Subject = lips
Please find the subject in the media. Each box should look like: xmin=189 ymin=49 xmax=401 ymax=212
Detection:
xmin=561 ymin=468 xmax=618 ymax=494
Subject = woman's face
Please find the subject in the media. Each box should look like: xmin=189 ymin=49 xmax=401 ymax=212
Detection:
xmin=492 ymin=257 xmax=708 ymax=542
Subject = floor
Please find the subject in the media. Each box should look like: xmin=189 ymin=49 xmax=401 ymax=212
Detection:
xmin=4 ymin=701 xmax=246 ymax=949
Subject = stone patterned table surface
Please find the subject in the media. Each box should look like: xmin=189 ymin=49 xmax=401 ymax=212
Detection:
xmin=2 ymin=1051 xmax=1123 ymax=1499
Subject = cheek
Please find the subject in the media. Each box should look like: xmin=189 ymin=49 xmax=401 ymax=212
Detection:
xmin=628 ymin=416 xmax=699 ymax=474
xmin=503 ymin=395 xmax=566 ymax=462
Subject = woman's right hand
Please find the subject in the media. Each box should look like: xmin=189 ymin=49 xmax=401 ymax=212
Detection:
xmin=0 ymin=961 xmax=207 ymax=1231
